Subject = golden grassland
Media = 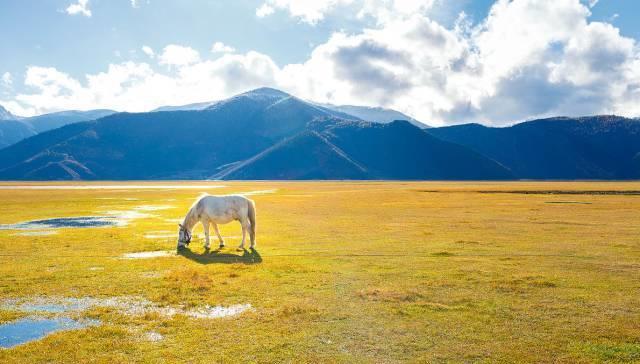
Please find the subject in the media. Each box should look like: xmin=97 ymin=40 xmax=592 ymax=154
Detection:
xmin=0 ymin=181 xmax=639 ymax=363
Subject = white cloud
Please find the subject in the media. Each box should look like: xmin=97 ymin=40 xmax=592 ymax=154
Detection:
xmin=8 ymin=51 xmax=280 ymax=116
xmin=8 ymin=0 xmax=640 ymax=124
xmin=142 ymin=45 xmax=155 ymax=58
xmin=255 ymin=0 xmax=355 ymax=24
xmin=1 ymin=72 xmax=12 ymax=88
xmin=66 ymin=0 xmax=92 ymax=17
xmin=277 ymin=0 xmax=640 ymax=124
xmin=211 ymin=42 xmax=236 ymax=54
xmin=256 ymin=4 xmax=275 ymax=18
xmin=158 ymin=45 xmax=201 ymax=67
xmin=130 ymin=0 xmax=150 ymax=8
xmin=255 ymin=0 xmax=436 ymax=25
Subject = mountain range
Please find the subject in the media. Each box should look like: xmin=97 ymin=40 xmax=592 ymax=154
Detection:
xmin=0 ymin=87 xmax=638 ymax=180
xmin=152 ymin=96 xmax=428 ymax=127
xmin=0 ymin=108 xmax=116 ymax=148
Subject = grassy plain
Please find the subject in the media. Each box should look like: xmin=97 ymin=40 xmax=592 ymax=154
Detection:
xmin=0 ymin=181 xmax=639 ymax=363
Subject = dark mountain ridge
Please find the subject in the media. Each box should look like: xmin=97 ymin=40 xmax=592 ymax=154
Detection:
xmin=0 ymin=88 xmax=637 ymax=180
xmin=0 ymin=88 xmax=510 ymax=180
xmin=428 ymin=115 xmax=640 ymax=179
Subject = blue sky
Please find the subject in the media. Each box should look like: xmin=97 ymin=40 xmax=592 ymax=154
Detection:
xmin=1 ymin=0 xmax=639 ymax=125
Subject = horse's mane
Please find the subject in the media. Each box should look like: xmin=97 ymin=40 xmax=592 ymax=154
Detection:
xmin=182 ymin=193 xmax=210 ymax=229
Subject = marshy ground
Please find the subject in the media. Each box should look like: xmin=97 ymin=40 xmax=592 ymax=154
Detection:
xmin=0 ymin=181 xmax=638 ymax=363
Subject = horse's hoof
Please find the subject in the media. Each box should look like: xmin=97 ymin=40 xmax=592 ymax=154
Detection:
xmin=219 ymin=244 xmax=225 ymax=248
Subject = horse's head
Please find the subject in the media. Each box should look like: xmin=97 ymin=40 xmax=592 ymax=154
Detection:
xmin=177 ymin=224 xmax=192 ymax=247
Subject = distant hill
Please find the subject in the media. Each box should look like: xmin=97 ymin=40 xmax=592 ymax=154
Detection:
xmin=317 ymin=103 xmax=429 ymax=128
xmin=0 ymin=105 xmax=19 ymax=120
xmin=0 ymin=105 xmax=32 ymax=148
xmin=153 ymin=101 xmax=218 ymax=112
xmin=0 ymin=108 xmax=116 ymax=149
xmin=0 ymin=120 xmax=35 ymax=149
xmin=0 ymin=88 xmax=509 ymax=180
xmin=24 ymin=109 xmax=116 ymax=134
xmin=428 ymin=115 xmax=640 ymax=179
xmin=152 ymin=93 xmax=426 ymax=127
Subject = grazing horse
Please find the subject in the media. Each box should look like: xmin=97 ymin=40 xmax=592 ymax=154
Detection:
xmin=178 ymin=194 xmax=256 ymax=250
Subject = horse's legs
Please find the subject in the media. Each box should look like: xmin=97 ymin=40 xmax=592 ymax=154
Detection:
xmin=213 ymin=223 xmax=224 ymax=248
xmin=202 ymin=220 xmax=210 ymax=249
xmin=238 ymin=218 xmax=248 ymax=249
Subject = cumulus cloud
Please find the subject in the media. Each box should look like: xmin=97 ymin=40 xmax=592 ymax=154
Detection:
xmin=256 ymin=4 xmax=275 ymax=18
xmin=255 ymin=0 xmax=436 ymax=25
xmin=141 ymin=45 xmax=155 ymax=58
xmin=7 ymin=51 xmax=280 ymax=116
xmin=66 ymin=0 xmax=91 ymax=17
xmin=1 ymin=72 xmax=12 ymax=88
xmin=8 ymin=0 xmax=640 ymax=124
xmin=158 ymin=45 xmax=200 ymax=67
xmin=211 ymin=42 xmax=236 ymax=54
xmin=255 ymin=0 xmax=355 ymax=24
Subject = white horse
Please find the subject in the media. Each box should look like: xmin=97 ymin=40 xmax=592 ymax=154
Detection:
xmin=178 ymin=194 xmax=256 ymax=250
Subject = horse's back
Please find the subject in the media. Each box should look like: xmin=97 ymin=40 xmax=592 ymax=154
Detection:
xmin=199 ymin=194 xmax=249 ymax=206
xmin=197 ymin=194 xmax=250 ymax=221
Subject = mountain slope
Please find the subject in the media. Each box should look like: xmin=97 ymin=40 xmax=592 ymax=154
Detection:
xmin=215 ymin=130 xmax=369 ymax=180
xmin=217 ymin=118 xmax=512 ymax=180
xmin=153 ymin=101 xmax=218 ymax=112
xmin=0 ymin=105 xmax=19 ymax=120
xmin=24 ymin=109 xmax=117 ymax=133
xmin=428 ymin=115 xmax=640 ymax=179
xmin=0 ymin=120 xmax=35 ymax=149
xmin=318 ymin=103 xmax=429 ymax=128
xmin=0 ymin=104 xmax=31 ymax=148
xmin=312 ymin=120 xmax=512 ymax=180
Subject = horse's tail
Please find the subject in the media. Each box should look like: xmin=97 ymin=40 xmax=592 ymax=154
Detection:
xmin=247 ymin=198 xmax=256 ymax=244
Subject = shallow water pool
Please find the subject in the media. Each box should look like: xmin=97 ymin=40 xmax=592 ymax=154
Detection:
xmin=0 ymin=317 xmax=97 ymax=349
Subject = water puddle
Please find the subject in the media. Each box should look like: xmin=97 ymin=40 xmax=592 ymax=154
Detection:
xmin=0 ymin=204 xmax=169 ymax=231
xmin=3 ymin=297 xmax=252 ymax=320
xmin=0 ymin=317 xmax=98 ymax=349
xmin=1 ymin=297 xmax=250 ymax=348
xmin=121 ymin=251 xmax=176 ymax=259
xmin=0 ymin=217 xmax=119 ymax=230
xmin=186 ymin=304 xmax=252 ymax=319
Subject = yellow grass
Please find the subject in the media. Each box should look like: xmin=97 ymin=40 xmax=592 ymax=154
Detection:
xmin=0 ymin=181 xmax=639 ymax=363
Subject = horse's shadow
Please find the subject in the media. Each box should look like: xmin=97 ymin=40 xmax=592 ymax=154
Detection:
xmin=177 ymin=246 xmax=262 ymax=265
